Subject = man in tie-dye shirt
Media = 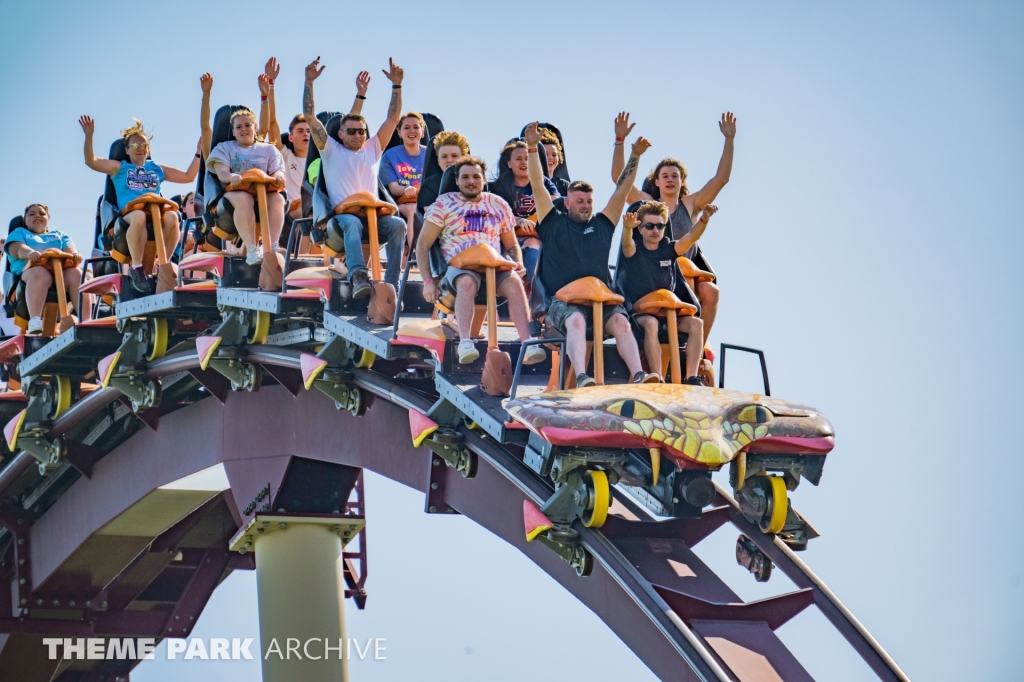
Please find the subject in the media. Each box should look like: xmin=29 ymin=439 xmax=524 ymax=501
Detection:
xmin=419 ymin=156 xmax=545 ymax=365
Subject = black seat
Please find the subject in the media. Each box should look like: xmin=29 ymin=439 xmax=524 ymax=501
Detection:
xmin=519 ymin=122 xmax=570 ymax=195
xmin=202 ymin=104 xmax=253 ymax=248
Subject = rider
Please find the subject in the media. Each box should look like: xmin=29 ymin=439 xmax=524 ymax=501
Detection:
xmin=262 ymin=57 xmax=370 ymax=247
xmin=5 ymin=205 xmax=84 ymax=335
xmin=380 ymin=111 xmax=427 ymax=255
xmin=416 ymin=130 xmax=470 ymax=213
xmin=78 ymin=116 xmax=200 ymax=293
xmin=539 ymin=128 xmax=569 ymax=196
xmin=302 ymin=56 xmax=408 ymax=298
xmin=524 ymin=122 xmax=658 ymax=387
xmin=417 ymin=156 xmax=545 ymax=365
xmin=207 ymin=107 xmax=287 ymax=266
xmin=612 ymin=111 xmax=735 ymax=349
xmin=619 ymin=201 xmax=717 ymax=384
xmin=491 ymin=138 xmax=560 ymax=288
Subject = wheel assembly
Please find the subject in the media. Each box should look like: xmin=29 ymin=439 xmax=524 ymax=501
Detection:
xmin=248 ymin=310 xmax=271 ymax=345
xmin=353 ymin=348 xmax=375 ymax=369
xmin=581 ymin=469 xmax=610 ymax=528
xmin=761 ymin=476 xmax=788 ymax=534
xmin=49 ymin=375 xmax=72 ymax=419
xmin=146 ymin=318 xmax=169 ymax=361
xmin=736 ymin=534 xmax=773 ymax=582
xmin=736 ymin=474 xmax=789 ymax=535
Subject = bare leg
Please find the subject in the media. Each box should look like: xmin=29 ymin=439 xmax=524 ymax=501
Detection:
xmin=224 ymin=192 xmax=257 ymax=252
xmin=678 ymin=315 xmax=704 ymax=377
xmin=637 ymin=315 xmax=662 ymax=378
xmin=22 ymin=267 xmax=54 ymax=319
xmin=564 ymin=312 xmax=588 ymax=375
xmin=454 ymin=274 xmax=479 ymax=341
xmin=161 ymin=211 xmax=181 ymax=259
xmin=124 ymin=210 xmax=147 ymax=267
xmin=266 ymin=192 xmax=285 ymax=248
xmin=607 ymin=312 xmax=643 ymax=376
xmin=696 ymin=281 xmax=719 ymax=348
xmin=399 ymin=203 xmax=416 ymax=257
xmin=497 ymin=274 xmax=533 ymax=341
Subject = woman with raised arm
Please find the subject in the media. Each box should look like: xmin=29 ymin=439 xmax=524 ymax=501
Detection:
xmin=79 ymin=114 xmax=200 ymax=293
xmin=611 ymin=111 xmax=735 ymax=348
xmin=5 ymin=205 xmax=84 ymax=335
xmin=206 ymin=106 xmax=286 ymax=266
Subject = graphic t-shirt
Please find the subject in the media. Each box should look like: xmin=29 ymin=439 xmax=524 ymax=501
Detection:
xmin=6 ymin=228 xmax=75 ymax=275
xmin=620 ymin=237 xmax=678 ymax=305
xmin=379 ymin=145 xmax=426 ymax=189
xmin=112 ymin=160 xmax=165 ymax=208
xmin=512 ymin=177 xmax=558 ymax=218
xmin=207 ymin=141 xmax=284 ymax=177
xmin=281 ymin=146 xmax=306 ymax=203
xmin=320 ymin=136 xmax=382 ymax=208
xmin=536 ymin=208 xmax=615 ymax=295
xmin=423 ymin=192 xmax=515 ymax=262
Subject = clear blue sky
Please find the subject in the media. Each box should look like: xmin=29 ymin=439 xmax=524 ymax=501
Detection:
xmin=2 ymin=0 xmax=1022 ymax=679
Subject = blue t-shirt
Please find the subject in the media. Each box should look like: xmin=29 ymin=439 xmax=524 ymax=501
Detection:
xmin=512 ymin=177 xmax=559 ymax=218
xmin=112 ymin=160 xmax=165 ymax=208
xmin=6 ymin=228 xmax=75 ymax=275
xmin=379 ymin=145 xmax=426 ymax=188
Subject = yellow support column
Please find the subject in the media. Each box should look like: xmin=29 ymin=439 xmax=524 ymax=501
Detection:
xmin=231 ymin=514 xmax=365 ymax=682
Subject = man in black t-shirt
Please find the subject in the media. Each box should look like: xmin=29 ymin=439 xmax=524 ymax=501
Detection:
xmin=620 ymin=201 xmax=717 ymax=384
xmin=524 ymin=122 xmax=657 ymax=387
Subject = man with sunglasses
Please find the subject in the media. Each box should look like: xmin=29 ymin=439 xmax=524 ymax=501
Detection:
xmin=620 ymin=201 xmax=717 ymax=384
xmin=303 ymin=56 xmax=408 ymax=297
xmin=523 ymin=121 xmax=658 ymax=387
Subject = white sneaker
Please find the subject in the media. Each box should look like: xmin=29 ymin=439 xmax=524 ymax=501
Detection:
xmin=458 ymin=339 xmax=479 ymax=364
xmin=26 ymin=317 xmax=43 ymax=335
xmin=246 ymin=247 xmax=264 ymax=266
xmin=522 ymin=342 xmax=546 ymax=365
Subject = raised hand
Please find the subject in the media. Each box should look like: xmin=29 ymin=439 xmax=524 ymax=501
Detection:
xmin=719 ymin=112 xmax=737 ymax=139
xmin=382 ymin=58 xmax=404 ymax=85
xmin=355 ymin=70 xmax=370 ymax=96
xmin=258 ymin=74 xmax=270 ymax=97
xmin=523 ymin=121 xmax=542 ymax=147
xmin=78 ymin=115 xmax=95 ymax=135
xmin=699 ymin=204 xmax=719 ymax=222
xmin=200 ymin=72 xmax=213 ymax=94
xmin=623 ymin=212 xmax=639 ymax=230
xmin=264 ymin=56 xmax=280 ymax=82
xmin=614 ymin=112 xmax=635 ymax=140
xmin=305 ymin=57 xmax=325 ymax=83
xmin=631 ymin=136 xmax=652 ymax=157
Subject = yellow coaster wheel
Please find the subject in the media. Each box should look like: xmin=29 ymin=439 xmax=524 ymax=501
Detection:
xmin=248 ymin=311 xmax=271 ymax=345
xmin=354 ymin=348 xmax=375 ymax=369
xmin=582 ymin=469 xmax=610 ymax=528
xmin=49 ymin=375 xmax=72 ymax=420
xmin=759 ymin=476 xmax=788 ymax=535
xmin=146 ymin=318 xmax=169 ymax=361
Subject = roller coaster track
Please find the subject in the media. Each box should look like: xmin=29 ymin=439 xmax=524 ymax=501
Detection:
xmin=0 ymin=331 xmax=909 ymax=681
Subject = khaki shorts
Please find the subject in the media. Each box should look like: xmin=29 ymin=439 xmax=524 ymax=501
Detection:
xmin=546 ymin=298 xmax=628 ymax=335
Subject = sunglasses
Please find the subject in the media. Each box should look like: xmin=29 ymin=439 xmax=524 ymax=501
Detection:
xmin=640 ymin=222 xmax=665 ymax=231
xmin=127 ymin=142 xmax=150 ymax=151
xmin=344 ymin=128 xmax=368 ymax=136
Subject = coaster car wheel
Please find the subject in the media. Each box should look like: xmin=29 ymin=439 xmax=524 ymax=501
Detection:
xmin=571 ymin=544 xmax=593 ymax=577
xmin=131 ymin=379 xmax=161 ymax=413
xmin=759 ymin=476 xmax=788 ymax=535
xmin=248 ymin=311 xmax=271 ymax=345
xmin=353 ymin=348 xmax=375 ymax=369
xmin=49 ymin=375 xmax=72 ymax=419
xmin=146 ymin=318 xmax=169 ymax=361
xmin=581 ymin=469 xmax=610 ymax=529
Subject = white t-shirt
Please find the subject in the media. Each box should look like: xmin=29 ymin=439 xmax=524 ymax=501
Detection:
xmin=281 ymin=146 xmax=305 ymax=203
xmin=207 ymin=141 xmax=284 ymax=176
xmin=320 ymin=136 xmax=382 ymax=208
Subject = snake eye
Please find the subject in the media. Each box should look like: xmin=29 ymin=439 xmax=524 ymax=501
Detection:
xmin=737 ymin=404 xmax=773 ymax=424
xmin=607 ymin=399 xmax=656 ymax=420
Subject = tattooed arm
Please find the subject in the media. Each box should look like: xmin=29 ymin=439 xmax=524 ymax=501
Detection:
xmin=373 ymin=58 xmax=404 ymax=148
xmin=602 ymin=136 xmax=651 ymax=224
xmin=303 ymin=57 xmax=329 ymax=151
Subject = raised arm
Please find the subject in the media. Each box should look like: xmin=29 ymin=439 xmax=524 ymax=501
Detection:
xmin=374 ymin=58 xmax=404 ymax=148
xmin=602 ymin=136 xmax=651 ymax=224
xmin=161 ymin=137 xmax=202 ymax=184
xmin=610 ymin=112 xmax=648 ymax=204
xmin=257 ymin=74 xmax=270 ymax=139
xmin=78 ymin=116 xmax=120 ymax=175
xmin=687 ymin=113 xmax=736 ymax=211
xmin=264 ymin=58 xmax=282 ymax=149
xmin=200 ymin=73 xmax=213 ymax=159
xmin=303 ymin=57 xmax=329 ymax=151
xmin=674 ymin=204 xmax=718 ymax=256
xmin=349 ymin=71 xmax=370 ymax=116
xmin=621 ymin=211 xmax=638 ymax=258
xmin=524 ymin=122 xmax=555 ymax=222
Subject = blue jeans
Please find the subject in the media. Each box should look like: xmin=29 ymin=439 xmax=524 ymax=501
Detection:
xmin=332 ymin=213 xmax=407 ymax=287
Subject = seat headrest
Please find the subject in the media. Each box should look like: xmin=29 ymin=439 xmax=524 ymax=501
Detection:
xmin=8 ymin=216 xmax=26 ymax=234
xmin=423 ymin=113 xmax=444 ymax=139
xmin=108 ymin=139 xmax=129 ymax=163
xmin=518 ymin=123 xmax=569 ymax=181
xmin=211 ymin=104 xmax=251 ymax=149
xmin=325 ymin=115 xmax=343 ymax=143
xmin=317 ymin=111 xmax=341 ymax=127
xmin=641 ymin=175 xmax=660 ymax=200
